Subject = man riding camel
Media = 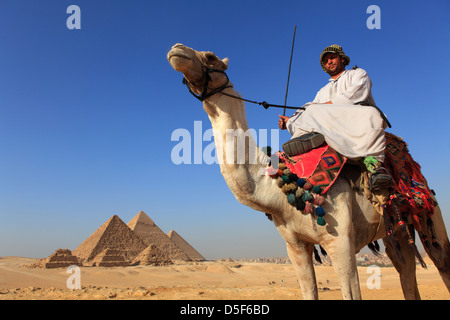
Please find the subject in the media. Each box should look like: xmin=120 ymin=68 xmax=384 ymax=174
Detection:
xmin=278 ymin=44 xmax=393 ymax=190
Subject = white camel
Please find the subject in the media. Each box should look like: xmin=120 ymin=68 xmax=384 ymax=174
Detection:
xmin=167 ymin=43 xmax=450 ymax=299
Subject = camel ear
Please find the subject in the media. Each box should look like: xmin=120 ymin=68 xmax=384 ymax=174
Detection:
xmin=221 ymin=57 xmax=229 ymax=70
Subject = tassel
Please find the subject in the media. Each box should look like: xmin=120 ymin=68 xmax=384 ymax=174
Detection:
xmin=368 ymin=242 xmax=381 ymax=256
xmin=296 ymin=198 xmax=306 ymax=211
xmin=287 ymin=193 xmax=296 ymax=205
xmin=374 ymin=240 xmax=380 ymax=252
xmin=305 ymin=201 xmax=314 ymax=214
xmin=317 ymin=216 xmax=326 ymax=226
xmin=407 ymin=225 xmax=427 ymax=269
xmin=427 ymin=217 xmax=439 ymax=248
xmin=315 ymin=206 xmax=325 ymax=217
xmin=383 ymin=207 xmax=404 ymax=263
xmin=313 ymin=246 xmax=322 ymax=264
xmin=319 ymin=245 xmax=328 ymax=256
xmin=302 ymin=190 xmax=314 ymax=202
xmin=312 ymin=185 xmax=322 ymax=194
xmin=314 ymin=195 xmax=325 ymax=206
xmin=296 ymin=178 xmax=306 ymax=188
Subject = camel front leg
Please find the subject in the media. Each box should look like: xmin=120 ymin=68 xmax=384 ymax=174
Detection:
xmin=286 ymin=241 xmax=318 ymax=300
xmin=325 ymin=236 xmax=362 ymax=300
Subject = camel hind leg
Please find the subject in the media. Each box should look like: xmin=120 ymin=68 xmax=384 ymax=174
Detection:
xmin=383 ymin=232 xmax=421 ymax=299
xmin=419 ymin=203 xmax=450 ymax=291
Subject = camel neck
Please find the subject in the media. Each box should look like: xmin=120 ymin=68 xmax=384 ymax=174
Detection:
xmin=202 ymin=88 xmax=279 ymax=213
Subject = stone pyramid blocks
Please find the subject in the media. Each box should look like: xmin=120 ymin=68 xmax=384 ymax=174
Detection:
xmin=131 ymin=244 xmax=173 ymax=266
xmin=69 ymin=211 xmax=204 ymax=267
xmin=73 ymin=215 xmax=147 ymax=264
xmin=127 ymin=211 xmax=191 ymax=261
xmin=168 ymin=230 xmax=205 ymax=261
xmin=44 ymin=249 xmax=82 ymax=269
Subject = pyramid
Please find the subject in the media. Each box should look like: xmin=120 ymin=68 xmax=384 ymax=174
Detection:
xmin=31 ymin=249 xmax=82 ymax=269
xmin=131 ymin=244 xmax=173 ymax=266
xmin=89 ymin=249 xmax=129 ymax=267
xmin=127 ymin=211 xmax=191 ymax=261
xmin=167 ymin=230 xmax=205 ymax=261
xmin=45 ymin=249 xmax=82 ymax=268
xmin=73 ymin=215 xmax=147 ymax=263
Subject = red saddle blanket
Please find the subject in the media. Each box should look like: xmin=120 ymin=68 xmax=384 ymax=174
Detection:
xmin=275 ymin=132 xmax=434 ymax=215
xmin=384 ymin=132 xmax=435 ymax=216
xmin=277 ymin=144 xmax=347 ymax=194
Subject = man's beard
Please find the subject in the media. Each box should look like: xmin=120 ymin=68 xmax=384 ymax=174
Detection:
xmin=326 ymin=63 xmax=344 ymax=76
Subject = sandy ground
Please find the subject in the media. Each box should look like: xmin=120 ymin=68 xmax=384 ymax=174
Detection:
xmin=0 ymin=256 xmax=448 ymax=300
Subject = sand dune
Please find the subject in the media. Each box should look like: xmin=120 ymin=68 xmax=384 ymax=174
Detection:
xmin=0 ymin=256 xmax=448 ymax=300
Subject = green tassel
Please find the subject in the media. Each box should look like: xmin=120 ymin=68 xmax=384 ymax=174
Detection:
xmin=312 ymin=186 xmax=322 ymax=194
xmin=287 ymin=193 xmax=296 ymax=205
xmin=317 ymin=217 xmax=326 ymax=226
xmin=364 ymin=156 xmax=379 ymax=174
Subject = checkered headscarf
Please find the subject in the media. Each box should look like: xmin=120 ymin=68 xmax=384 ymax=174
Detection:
xmin=320 ymin=44 xmax=350 ymax=72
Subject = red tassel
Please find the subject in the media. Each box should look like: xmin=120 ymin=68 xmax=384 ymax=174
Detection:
xmin=305 ymin=201 xmax=314 ymax=214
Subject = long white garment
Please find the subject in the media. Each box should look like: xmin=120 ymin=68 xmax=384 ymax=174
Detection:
xmin=312 ymin=68 xmax=376 ymax=105
xmin=286 ymin=68 xmax=387 ymax=162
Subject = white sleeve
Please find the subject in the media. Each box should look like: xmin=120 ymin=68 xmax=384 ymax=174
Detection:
xmin=331 ymin=69 xmax=372 ymax=105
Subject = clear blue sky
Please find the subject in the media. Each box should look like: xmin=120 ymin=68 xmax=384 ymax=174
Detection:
xmin=1 ymin=0 xmax=449 ymax=260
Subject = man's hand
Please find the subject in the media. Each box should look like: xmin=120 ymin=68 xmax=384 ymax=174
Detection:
xmin=278 ymin=115 xmax=290 ymax=130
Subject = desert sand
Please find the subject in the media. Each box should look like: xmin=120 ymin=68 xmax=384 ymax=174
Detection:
xmin=0 ymin=256 xmax=448 ymax=300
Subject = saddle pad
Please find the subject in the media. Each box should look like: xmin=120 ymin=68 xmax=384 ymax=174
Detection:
xmin=278 ymin=145 xmax=347 ymax=194
xmin=384 ymin=132 xmax=435 ymax=216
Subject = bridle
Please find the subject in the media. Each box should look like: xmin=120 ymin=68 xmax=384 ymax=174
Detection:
xmin=182 ymin=66 xmax=301 ymax=110
xmin=182 ymin=68 xmax=232 ymax=102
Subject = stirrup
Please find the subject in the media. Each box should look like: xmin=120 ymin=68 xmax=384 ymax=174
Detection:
xmin=282 ymin=132 xmax=325 ymax=156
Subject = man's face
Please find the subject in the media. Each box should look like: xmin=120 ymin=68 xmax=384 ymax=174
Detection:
xmin=322 ymin=52 xmax=345 ymax=76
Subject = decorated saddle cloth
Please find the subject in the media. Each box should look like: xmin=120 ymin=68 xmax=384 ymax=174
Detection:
xmin=266 ymin=132 xmax=436 ymax=230
xmin=383 ymin=132 xmax=435 ymax=221
xmin=278 ymin=144 xmax=347 ymax=194
xmin=266 ymin=143 xmax=348 ymax=226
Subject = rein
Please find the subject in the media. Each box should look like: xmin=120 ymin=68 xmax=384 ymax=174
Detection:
xmin=182 ymin=68 xmax=302 ymax=111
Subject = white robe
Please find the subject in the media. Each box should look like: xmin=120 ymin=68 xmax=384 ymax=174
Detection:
xmin=286 ymin=68 xmax=387 ymax=162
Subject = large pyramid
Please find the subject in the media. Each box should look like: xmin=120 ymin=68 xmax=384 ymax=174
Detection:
xmin=167 ymin=230 xmax=205 ymax=261
xmin=127 ymin=211 xmax=191 ymax=261
xmin=73 ymin=215 xmax=148 ymax=263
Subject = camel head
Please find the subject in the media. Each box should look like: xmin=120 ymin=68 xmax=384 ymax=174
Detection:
xmin=167 ymin=43 xmax=230 ymax=98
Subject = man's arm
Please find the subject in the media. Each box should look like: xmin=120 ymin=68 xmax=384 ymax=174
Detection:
xmin=331 ymin=69 xmax=372 ymax=105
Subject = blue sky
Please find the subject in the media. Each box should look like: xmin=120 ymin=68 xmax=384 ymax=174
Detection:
xmin=0 ymin=0 xmax=449 ymax=260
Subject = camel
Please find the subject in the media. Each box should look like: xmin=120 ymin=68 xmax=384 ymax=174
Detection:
xmin=167 ymin=43 xmax=450 ymax=299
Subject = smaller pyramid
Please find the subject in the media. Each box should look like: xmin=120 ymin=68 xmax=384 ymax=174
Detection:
xmin=167 ymin=230 xmax=205 ymax=261
xmin=73 ymin=215 xmax=147 ymax=263
xmin=89 ymin=249 xmax=129 ymax=267
xmin=131 ymin=244 xmax=173 ymax=266
xmin=44 ymin=249 xmax=82 ymax=269
xmin=127 ymin=211 xmax=191 ymax=261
